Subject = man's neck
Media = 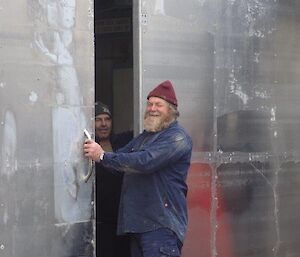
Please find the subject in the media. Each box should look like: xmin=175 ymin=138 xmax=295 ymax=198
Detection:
xmin=99 ymin=138 xmax=113 ymax=152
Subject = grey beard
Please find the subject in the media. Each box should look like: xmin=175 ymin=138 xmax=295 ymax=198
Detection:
xmin=144 ymin=115 xmax=174 ymax=132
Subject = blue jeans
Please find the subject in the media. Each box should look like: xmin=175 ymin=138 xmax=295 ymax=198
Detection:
xmin=130 ymin=228 xmax=182 ymax=257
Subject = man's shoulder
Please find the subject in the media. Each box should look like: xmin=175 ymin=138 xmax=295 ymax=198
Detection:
xmin=169 ymin=121 xmax=190 ymax=135
xmin=162 ymin=122 xmax=192 ymax=143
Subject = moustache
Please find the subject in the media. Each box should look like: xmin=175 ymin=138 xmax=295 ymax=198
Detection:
xmin=146 ymin=111 xmax=161 ymax=117
xmin=96 ymin=128 xmax=109 ymax=132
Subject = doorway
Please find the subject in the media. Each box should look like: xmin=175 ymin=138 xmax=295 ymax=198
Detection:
xmin=95 ymin=0 xmax=133 ymax=134
xmin=95 ymin=0 xmax=133 ymax=257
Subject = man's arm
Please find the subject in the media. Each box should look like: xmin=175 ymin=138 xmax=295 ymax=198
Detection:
xmin=101 ymin=133 xmax=192 ymax=174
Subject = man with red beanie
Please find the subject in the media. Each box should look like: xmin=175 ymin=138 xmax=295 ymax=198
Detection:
xmin=84 ymin=80 xmax=192 ymax=257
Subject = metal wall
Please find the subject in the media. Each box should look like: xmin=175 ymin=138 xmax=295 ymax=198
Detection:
xmin=135 ymin=0 xmax=300 ymax=256
xmin=0 ymin=0 xmax=95 ymax=256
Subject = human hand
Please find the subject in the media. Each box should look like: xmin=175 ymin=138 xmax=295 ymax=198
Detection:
xmin=83 ymin=139 xmax=104 ymax=162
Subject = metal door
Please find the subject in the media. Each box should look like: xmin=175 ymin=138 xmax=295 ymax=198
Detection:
xmin=134 ymin=0 xmax=300 ymax=256
xmin=0 ymin=0 xmax=95 ymax=256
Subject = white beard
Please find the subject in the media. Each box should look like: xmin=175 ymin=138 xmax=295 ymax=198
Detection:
xmin=144 ymin=111 xmax=174 ymax=132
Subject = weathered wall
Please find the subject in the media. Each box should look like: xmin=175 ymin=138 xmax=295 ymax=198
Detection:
xmin=0 ymin=0 xmax=94 ymax=256
xmin=2 ymin=0 xmax=300 ymax=256
xmin=136 ymin=0 xmax=300 ymax=256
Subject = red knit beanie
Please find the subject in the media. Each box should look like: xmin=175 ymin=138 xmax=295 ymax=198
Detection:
xmin=147 ymin=80 xmax=178 ymax=106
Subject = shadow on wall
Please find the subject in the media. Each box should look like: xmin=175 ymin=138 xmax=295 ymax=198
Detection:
xmin=217 ymin=110 xmax=271 ymax=153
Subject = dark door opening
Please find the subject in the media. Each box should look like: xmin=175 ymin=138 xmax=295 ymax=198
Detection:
xmin=95 ymin=1 xmax=133 ymax=257
xmin=95 ymin=0 xmax=133 ymax=134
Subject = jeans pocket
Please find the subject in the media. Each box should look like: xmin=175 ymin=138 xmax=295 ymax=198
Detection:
xmin=159 ymin=245 xmax=180 ymax=257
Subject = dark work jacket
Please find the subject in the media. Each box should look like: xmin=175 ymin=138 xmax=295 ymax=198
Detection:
xmin=101 ymin=121 xmax=192 ymax=242
xmin=96 ymin=131 xmax=133 ymax=223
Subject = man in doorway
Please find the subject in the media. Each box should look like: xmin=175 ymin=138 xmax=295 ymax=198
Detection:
xmin=95 ymin=102 xmax=132 ymax=257
xmin=95 ymin=102 xmax=133 ymax=151
xmin=85 ymin=81 xmax=192 ymax=257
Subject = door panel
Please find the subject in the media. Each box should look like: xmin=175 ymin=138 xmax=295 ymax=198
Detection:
xmin=0 ymin=0 xmax=95 ymax=256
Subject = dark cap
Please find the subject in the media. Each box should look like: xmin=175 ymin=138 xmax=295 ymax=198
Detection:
xmin=95 ymin=102 xmax=111 ymax=117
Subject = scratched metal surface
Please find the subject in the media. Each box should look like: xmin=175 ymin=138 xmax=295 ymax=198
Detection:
xmin=0 ymin=0 xmax=95 ymax=256
xmin=137 ymin=0 xmax=300 ymax=256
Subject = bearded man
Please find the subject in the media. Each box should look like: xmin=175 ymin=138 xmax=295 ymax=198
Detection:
xmin=84 ymin=80 xmax=192 ymax=257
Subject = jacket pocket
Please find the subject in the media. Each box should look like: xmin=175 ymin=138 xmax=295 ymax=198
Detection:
xmin=159 ymin=245 xmax=180 ymax=257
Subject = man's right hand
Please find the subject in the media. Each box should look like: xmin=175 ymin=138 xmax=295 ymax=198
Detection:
xmin=83 ymin=139 xmax=104 ymax=162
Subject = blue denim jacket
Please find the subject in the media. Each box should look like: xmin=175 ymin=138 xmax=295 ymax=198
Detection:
xmin=101 ymin=121 xmax=192 ymax=242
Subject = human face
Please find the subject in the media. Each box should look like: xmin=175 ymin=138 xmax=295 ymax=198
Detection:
xmin=146 ymin=97 xmax=170 ymax=116
xmin=95 ymin=113 xmax=112 ymax=140
xmin=144 ymin=97 xmax=173 ymax=132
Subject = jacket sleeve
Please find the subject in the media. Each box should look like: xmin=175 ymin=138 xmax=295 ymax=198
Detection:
xmin=101 ymin=133 xmax=192 ymax=174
